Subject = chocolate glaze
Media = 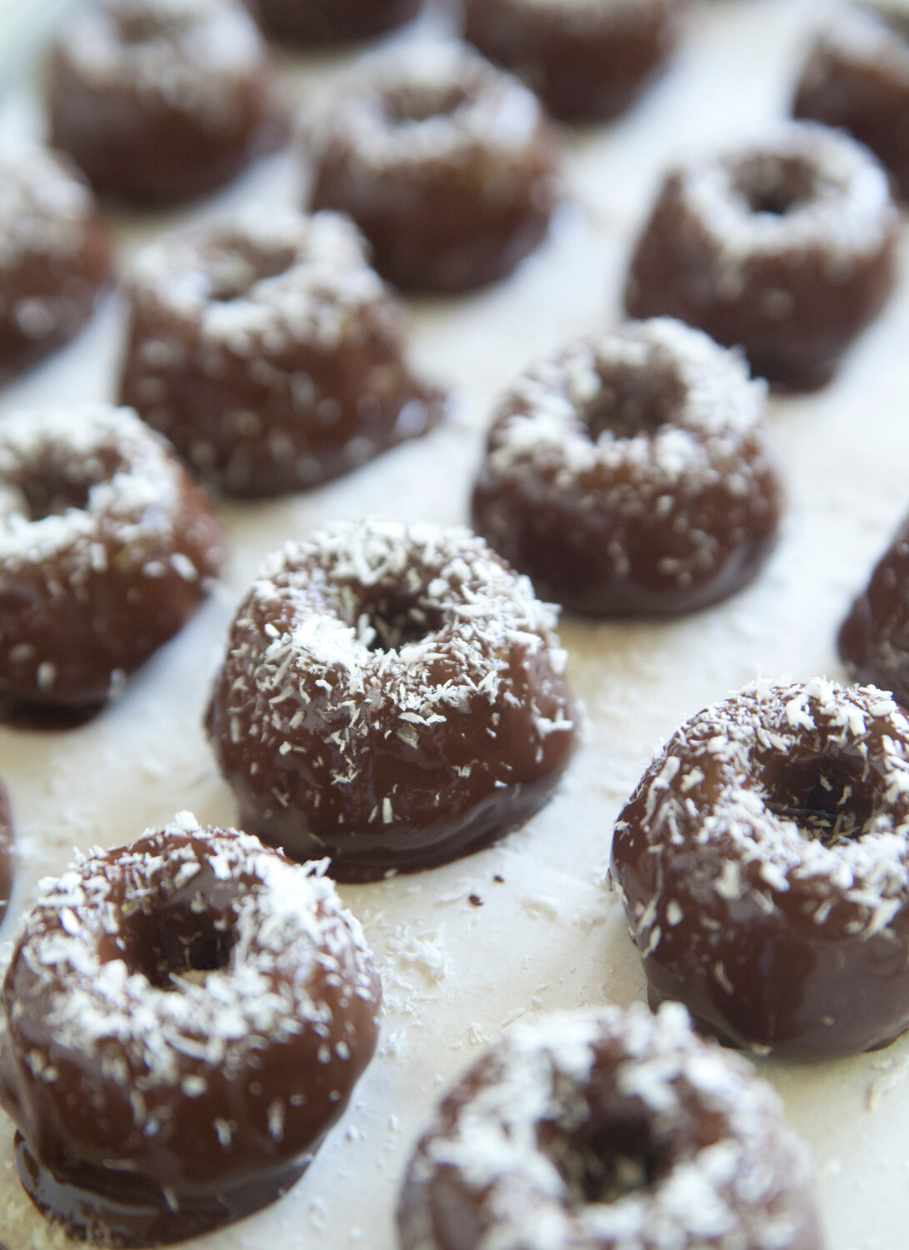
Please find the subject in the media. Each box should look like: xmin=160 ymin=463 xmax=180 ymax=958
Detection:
xmin=0 ymin=147 xmax=109 ymax=376
xmin=795 ymin=3 xmax=909 ymax=202
xmin=611 ymin=680 xmax=909 ymax=1060
xmin=463 ymin=0 xmax=689 ymax=123
xmin=48 ymin=0 xmax=285 ymax=206
xmin=306 ymin=43 xmax=561 ymax=293
xmin=206 ymin=520 xmax=575 ymax=881
xmin=0 ymin=404 xmax=227 ymax=712
xmin=472 ymin=319 xmax=782 ymax=617
xmin=119 ymin=210 xmax=443 ymax=498
xmin=247 ymin=0 xmax=423 ymax=45
xmin=839 ymin=510 xmax=909 ymax=706
xmin=0 ymin=818 xmax=381 ymax=1246
xmin=398 ymin=1005 xmax=823 ymax=1250
xmin=625 ymin=122 xmax=898 ymax=390
xmin=0 ymin=780 xmax=13 ymax=923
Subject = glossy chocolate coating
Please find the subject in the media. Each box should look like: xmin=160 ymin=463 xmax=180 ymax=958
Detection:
xmin=398 ymin=1005 xmax=823 ymax=1250
xmin=0 ymin=404 xmax=227 ymax=712
xmin=206 ymin=520 xmax=575 ymax=881
xmin=839 ymin=511 xmax=909 ymax=706
xmin=119 ymin=210 xmax=443 ymax=498
xmin=625 ymin=122 xmax=898 ymax=390
xmin=463 ymin=0 xmax=688 ymax=123
xmin=307 ymin=43 xmax=561 ymax=293
xmin=795 ymin=4 xmax=909 ymax=202
xmin=0 ymin=146 xmax=109 ymax=376
xmin=247 ymin=0 xmax=423 ymax=45
xmin=0 ymin=819 xmax=381 ymax=1246
xmin=611 ymin=680 xmax=909 ymax=1061
xmin=48 ymin=0 xmax=285 ymax=206
xmin=0 ymin=780 xmax=13 ymax=923
xmin=472 ymin=319 xmax=782 ymax=617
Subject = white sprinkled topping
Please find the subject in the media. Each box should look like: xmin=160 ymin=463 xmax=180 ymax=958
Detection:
xmin=623 ymin=679 xmax=909 ymax=936
xmin=309 ymin=41 xmax=548 ymax=172
xmin=55 ymin=0 xmax=267 ymax=121
xmin=0 ymin=142 xmax=95 ymax=271
xmin=0 ymin=815 xmax=380 ymax=1088
xmin=486 ymin=318 xmax=766 ymax=487
xmin=674 ymin=121 xmax=896 ymax=269
xmin=402 ymin=1003 xmax=815 ymax=1250
xmin=231 ymin=518 xmax=562 ymax=747
xmin=129 ymin=208 xmax=391 ymax=357
xmin=0 ymin=404 xmax=183 ymax=567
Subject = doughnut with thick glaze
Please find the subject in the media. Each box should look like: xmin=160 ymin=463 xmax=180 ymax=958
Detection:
xmin=119 ymin=209 xmax=443 ymax=497
xmin=306 ymin=43 xmax=561 ymax=293
xmin=0 ymin=814 xmax=382 ymax=1246
xmin=206 ymin=519 xmax=575 ymax=880
xmin=0 ymin=404 xmax=226 ymax=712
xmin=611 ymin=678 xmax=909 ymax=1060
xmin=625 ymin=122 xmax=898 ymax=390
xmin=398 ymin=1003 xmax=822 ymax=1250
xmin=472 ymin=319 xmax=782 ymax=617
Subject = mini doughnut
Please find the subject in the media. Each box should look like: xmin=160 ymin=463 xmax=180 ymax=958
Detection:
xmin=48 ymin=0 xmax=285 ymax=206
xmin=398 ymin=1003 xmax=822 ymax=1250
xmin=471 ymin=318 xmax=782 ymax=617
xmin=0 ymin=143 xmax=109 ymax=376
xmin=611 ymin=678 xmax=909 ymax=1060
xmin=839 ymin=510 xmax=909 ymax=706
xmin=625 ymin=121 xmax=898 ymax=390
xmin=463 ymin=0 xmax=689 ymax=123
xmin=247 ymin=0 xmax=424 ymax=46
xmin=0 ymin=813 xmax=382 ymax=1246
xmin=119 ymin=208 xmax=444 ymax=497
xmin=306 ymin=43 xmax=562 ymax=293
xmin=795 ymin=3 xmax=909 ymax=202
xmin=205 ymin=518 xmax=576 ymax=880
xmin=0 ymin=404 xmax=226 ymax=712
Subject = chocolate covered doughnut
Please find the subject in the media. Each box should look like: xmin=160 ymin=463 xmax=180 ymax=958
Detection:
xmin=0 ymin=404 xmax=226 ymax=713
xmin=839 ymin=509 xmax=909 ymax=705
xmin=625 ymin=121 xmax=898 ymax=390
xmin=0 ymin=814 xmax=382 ymax=1246
xmin=247 ymin=0 xmax=423 ymax=46
xmin=0 ymin=143 xmax=109 ymax=376
xmin=398 ymin=1003 xmax=822 ymax=1250
xmin=463 ymin=0 xmax=689 ymax=123
xmin=472 ymin=318 xmax=782 ymax=617
xmin=795 ymin=3 xmax=909 ymax=202
xmin=306 ymin=42 xmax=561 ymax=292
xmin=0 ymin=779 xmax=13 ymax=922
xmin=119 ymin=208 xmax=443 ymax=497
xmin=206 ymin=519 xmax=575 ymax=880
xmin=48 ymin=0 xmax=284 ymax=206
xmin=611 ymin=678 xmax=909 ymax=1060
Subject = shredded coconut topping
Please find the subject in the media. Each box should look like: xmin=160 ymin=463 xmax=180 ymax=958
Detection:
xmin=675 ymin=121 xmax=896 ymax=270
xmin=0 ymin=404 xmax=183 ymax=568
xmin=309 ymin=41 xmax=548 ymax=173
xmin=56 ymin=0 xmax=266 ymax=122
xmin=129 ymin=208 xmax=391 ymax=357
xmin=0 ymin=142 xmax=95 ymax=271
xmin=622 ymin=679 xmax=909 ymax=939
xmin=403 ymin=1003 xmax=813 ymax=1250
xmin=1 ymin=814 xmax=379 ymax=1087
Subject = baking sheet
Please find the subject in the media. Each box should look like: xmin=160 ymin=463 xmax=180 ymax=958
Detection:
xmin=1 ymin=1 xmax=909 ymax=1247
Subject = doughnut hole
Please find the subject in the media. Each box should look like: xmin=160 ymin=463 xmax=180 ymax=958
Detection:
xmin=112 ymin=897 xmax=237 ymax=990
xmin=11 ymin=447 xmax=123 ymax=521
xmin=382 ymin=83 xmax=471 ymax=125
xmin=582 ymin=359 xmax=685 ymax=443
xmin=734 ymin=153 xmax=820 ymax=217
xmin=116 ymin=11 xmax=175 ymax=44
xmin=349 ymin=589 xmax=446 ymax=652
xmin=204 ymin=241 xmax=298 ymax=302
xmin=759 ymin=750 xmax=880 ymax=846
xmin=536 ymin=1108 xmax=673 ymax=1208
